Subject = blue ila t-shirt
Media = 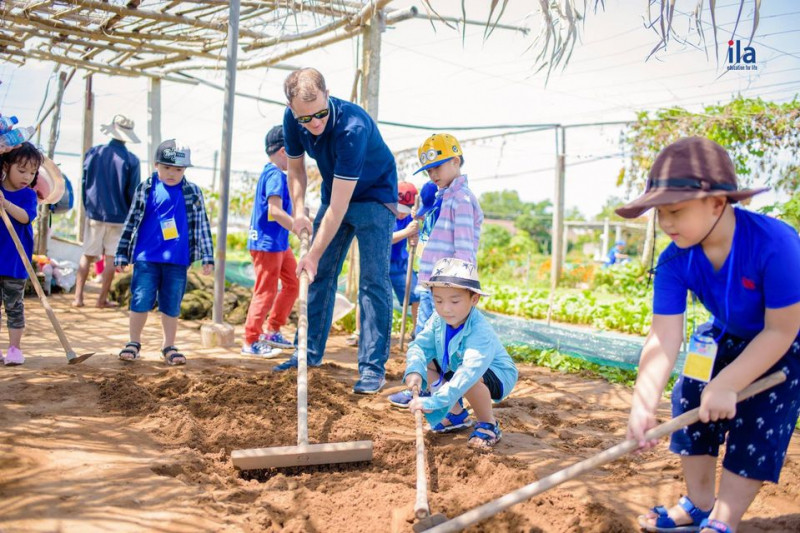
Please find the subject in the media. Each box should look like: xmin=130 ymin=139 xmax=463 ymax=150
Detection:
xmin=283 ymin=96 xmax=397 ymax=206
xmin=248 ymin=163 xmax=292 ymax=253
xmin=0 ymin=186 xmax=37 ymax=279
xmin=133 ymin=176 xmax=190 ymax=266
xmin=653 ymin=208 xmax=800 ymax=340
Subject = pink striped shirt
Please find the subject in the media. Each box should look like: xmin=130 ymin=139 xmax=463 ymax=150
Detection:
xmin=419 ymin=175 xmax=483 ymax=281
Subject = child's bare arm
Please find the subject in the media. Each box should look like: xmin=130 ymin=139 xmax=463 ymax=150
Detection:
xmin=701 ymin=301 xmax=800 ymax=422
xmin=628 ymin=313 xmax=684 ymax=447
xmin=0 ymin=192 xmax=31 ymax=224
xmin=391 ymin=220 xmax=418 ymax=244
xmin=267 ymin=196 xmax=293 ymax=231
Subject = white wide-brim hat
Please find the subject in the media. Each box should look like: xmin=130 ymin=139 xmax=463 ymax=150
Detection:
xmin=421 ymin=257 xmax=490 ymax=296
xmin=100 ymin=114 xmax=140 ymax=144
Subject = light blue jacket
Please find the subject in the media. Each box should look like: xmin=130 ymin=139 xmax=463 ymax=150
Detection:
xmin=404 ymin=307 xmax=518 ymax=427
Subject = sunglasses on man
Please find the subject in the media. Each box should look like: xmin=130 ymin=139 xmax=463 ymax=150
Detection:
xmin=295 ymin=108 xmax=329 ymax=124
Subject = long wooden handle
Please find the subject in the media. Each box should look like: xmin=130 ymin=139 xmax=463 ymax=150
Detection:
xmin=297 ymin=230 xmax=310 ymax=446
xmin=424 ymin=370 xmax=787 ymax=533
xmin=413 ymin=388 xmax=430 ymax=519
xmin=400 ymin=197 xmax=422 ymax=352
xmin=0 ymin=204 xmax=75 ymax=357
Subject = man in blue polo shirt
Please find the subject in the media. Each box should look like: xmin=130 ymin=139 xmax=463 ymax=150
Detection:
xmin=73 ymin=114 xmax=141 ymax=308
xmin=273 ymin=67 xmax=398 ymax=395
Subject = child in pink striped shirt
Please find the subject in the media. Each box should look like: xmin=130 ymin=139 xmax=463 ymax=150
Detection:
xmin=387 ymin=133 xmax=484 ymax=409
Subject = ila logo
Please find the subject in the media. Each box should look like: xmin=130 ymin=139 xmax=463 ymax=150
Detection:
xmin=727 ymin=39 xmax=758 ymax=71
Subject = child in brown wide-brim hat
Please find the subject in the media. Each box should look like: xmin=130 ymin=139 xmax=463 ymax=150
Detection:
xmin=624 ymin=136 xmax=800 ymax=533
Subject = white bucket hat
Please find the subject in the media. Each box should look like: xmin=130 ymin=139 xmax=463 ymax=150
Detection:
xmin=421 ymin=258 xmax=490 ymax=296
xmin=100 ymin=114 xmax=140 ymax=144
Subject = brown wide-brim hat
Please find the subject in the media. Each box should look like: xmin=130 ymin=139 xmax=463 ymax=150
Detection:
xmin=616 ymin=136 xmax=769 ymax=219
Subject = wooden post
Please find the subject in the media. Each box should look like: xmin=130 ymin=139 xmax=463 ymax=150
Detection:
xmin=37 ymin=70 xmax=67 ymax=255
xmin=641 ymin=213 xmax=656 ymax=267
xmin=147 ymin=77 xmax=161 ymax=170
xmin=77 ymin=74 xmax=93 ymax=242
xmin=359 ymin=9 xmax=384 ymax=120
xmin=601 ymin=218 xmax=610 ymax=260
xmin=549 ymin=126 xmax=565 ymax=287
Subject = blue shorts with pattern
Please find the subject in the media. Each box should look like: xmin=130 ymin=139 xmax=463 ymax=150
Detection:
xmin=670 ymin=329 xmax=800 ymax=483
xmin=130 ymin=261 xmax=188 ymax=318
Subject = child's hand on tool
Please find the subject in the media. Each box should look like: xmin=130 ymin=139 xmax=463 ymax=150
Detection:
xmin=405 ymin=372 xmax=423 ymax=392
xmin=408 ymin=397 xmax=431 ymax=414
xmin=699 ymin=380 xmax=737 ymax=423
xmin=627 ymin=404 xmax=659 ymax=450
xmin=202 ymin=263 xmax=213 ymax=276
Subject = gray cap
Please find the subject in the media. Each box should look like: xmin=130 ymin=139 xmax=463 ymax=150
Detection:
xmin=154 ymin=139 xmax=192 ymax=167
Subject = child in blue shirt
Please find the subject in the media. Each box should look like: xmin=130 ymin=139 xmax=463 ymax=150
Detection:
xmin=616 ymin=137 xmax=800 ymax=533
xmin=115 ymin=139 xmax=214 ymax=366
xmin=406 ymin=258 xmax=518 ymax=450
xmin=0 ymin=142 xmax=40 ymax=366
xmin=242 ymin=125 xmax=298 ymax=356
xmin=390 ymin=181 xmax=421 ymax=321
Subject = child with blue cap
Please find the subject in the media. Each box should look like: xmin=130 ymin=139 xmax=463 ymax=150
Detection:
xmin=617 ymin=137 xmax=800 ymax=533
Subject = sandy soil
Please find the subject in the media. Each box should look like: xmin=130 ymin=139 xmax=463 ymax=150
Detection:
xmin=1 ymin=285 xmax=798 ymax=533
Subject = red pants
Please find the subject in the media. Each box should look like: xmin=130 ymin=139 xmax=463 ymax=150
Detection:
xmin=244 ymin=249 xmax=299 ymax=344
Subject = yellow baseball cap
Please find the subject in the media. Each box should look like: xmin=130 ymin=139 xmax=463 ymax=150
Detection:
xmin=414 ymin=133 xmax=463 ymax=175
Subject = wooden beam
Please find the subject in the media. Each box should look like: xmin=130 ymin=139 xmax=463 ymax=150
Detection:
xmin=63 ymin=0 xmax=266 ymax=39
xmin=77 ymin=74 xmax=93 ymax=243
xmin=231 ymin=441 xmax=373 ymax=470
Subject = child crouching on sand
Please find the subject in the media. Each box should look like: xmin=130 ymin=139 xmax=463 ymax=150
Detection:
xmin=406 ymin=258 xmax=517 ymax=449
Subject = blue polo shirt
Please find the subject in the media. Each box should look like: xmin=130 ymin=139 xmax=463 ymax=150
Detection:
xmin=653 ymin=208 xmax=800 ymax=340
xmin=83 ymin=139 xmax=141 ymax=223
xmin=248 ymin=162 xmax=292 ymax=253
xmin=0 ymin=186 xmax=37 ymax=279
xmin=133 ymin=175 xmax=190 ymax=266
xmin=283 ymin=96 xmax=397 ymax=206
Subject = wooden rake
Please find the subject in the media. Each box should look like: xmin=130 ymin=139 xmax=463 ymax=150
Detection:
xmin=231 ymin=230 xmax=373 ymax=469
xmin=0 ymin=203 xmax=93 ymax=365
xmin=419 ymin=370 xmax=787 ymax=532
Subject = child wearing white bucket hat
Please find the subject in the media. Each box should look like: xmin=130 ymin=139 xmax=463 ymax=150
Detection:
xmin=404 ymin=257 xmax=517 ymax=449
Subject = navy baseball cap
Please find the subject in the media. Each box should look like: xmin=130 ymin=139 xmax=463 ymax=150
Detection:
xmin=265 ymin=125 xmax=285 ymax=155
xmin=415 ymin=182 xmax=440 ymax=219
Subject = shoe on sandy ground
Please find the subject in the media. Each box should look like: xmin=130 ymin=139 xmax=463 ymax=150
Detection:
xmin=4 ymin=346 xmax=24 ymax=366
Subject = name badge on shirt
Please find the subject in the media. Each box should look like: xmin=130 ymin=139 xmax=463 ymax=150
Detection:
xmin=161 ymin=218 xmax=179 ymax=240
xmin=682 ymin=333 xmax=718 ymax=383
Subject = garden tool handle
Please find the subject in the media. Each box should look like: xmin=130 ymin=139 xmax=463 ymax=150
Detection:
xmin=424 ymin=370 xmax=787 ymax=533
xmin=297 ymin=229 xmax=310 ymax=446
xmin=400 ymin=195 xmax=422 ymax=352
xmin=413 ymin=388 xmax=430 ymax=519
xmin=0 ymin=203 xmax=75 ymax=356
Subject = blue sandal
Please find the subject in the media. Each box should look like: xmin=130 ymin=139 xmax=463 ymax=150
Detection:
xmin=638 ymin=495 xmax=712 ymax=532
xmin=698 ymin=519 xmax=732 ymax=533
xmin=468 ymin=421 xmax=502 ymax=449
xmin=431 ymin=409 xmax=472 ymax=433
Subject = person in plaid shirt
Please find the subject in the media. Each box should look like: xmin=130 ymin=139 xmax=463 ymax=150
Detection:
xmin=114 ymin=139 xmax=213 ymax=366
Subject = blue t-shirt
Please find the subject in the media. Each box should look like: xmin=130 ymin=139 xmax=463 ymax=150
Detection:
xmin=434 ymin=322 xmax=466 ymax=386
xmin=248 ymin=163 xmax=292 ymax=253
xmin=0 ymin=186 xmax=37 ymax=279
xmin=653 ymin=208 xmax=800 ymax=340
xmin=83 ymin=139 xmax=141 ymax=223
xmin=390 ymin=215 xmax=413 ymax=267
xmin=133 ymin=175 xmax=190 ymax=266
xmin=283 ymin=96 xmax=397 ymax=206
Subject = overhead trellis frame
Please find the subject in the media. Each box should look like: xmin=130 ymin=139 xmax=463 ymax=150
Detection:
xmin=0 ymin=0 xmax=417 ymax=78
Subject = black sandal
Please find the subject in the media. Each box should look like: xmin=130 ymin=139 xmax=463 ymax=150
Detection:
xmin=118 ymin=341 xmax=141 ymax=362
xmin=161 ymin=345 xmax=186 ymax=366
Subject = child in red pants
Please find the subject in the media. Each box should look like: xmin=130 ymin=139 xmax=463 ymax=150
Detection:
xmin=242 ymin=126 xmax=299 ymax=356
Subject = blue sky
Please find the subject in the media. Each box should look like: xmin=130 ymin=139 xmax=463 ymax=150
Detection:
xmin=1 ymin=0 xmax=797 ymax=218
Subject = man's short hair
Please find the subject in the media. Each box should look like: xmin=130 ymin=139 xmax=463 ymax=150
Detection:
xmin=284 ymin=68 xmax=327 ymax=103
